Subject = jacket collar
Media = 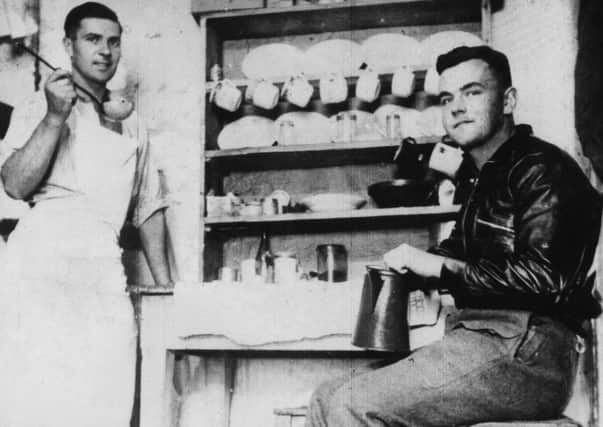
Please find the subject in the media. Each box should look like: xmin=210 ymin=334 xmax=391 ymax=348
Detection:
xmin=485 ymin=124 xmax=533 ymax=165
xmin=456 ymin=124 xmax=533 ymax=179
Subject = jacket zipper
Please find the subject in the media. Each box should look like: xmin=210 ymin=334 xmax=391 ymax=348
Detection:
xmin=476 ymin=218 xmax=515 ymax=233
xmin=462 ymin=177 xmax=479 ymax=255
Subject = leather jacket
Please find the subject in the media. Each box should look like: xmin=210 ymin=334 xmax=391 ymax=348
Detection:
xmin=432 ymin=125 xmax=602 ymax=331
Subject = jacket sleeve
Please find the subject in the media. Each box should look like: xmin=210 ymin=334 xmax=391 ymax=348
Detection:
xmin=429 ymin=218 xmax=464 ymax=259
xmin=440 ymin=156 xmax=599 ymax=306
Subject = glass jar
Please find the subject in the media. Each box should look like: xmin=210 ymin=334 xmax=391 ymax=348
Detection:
xmin=316 ymin=244 xmax=347 ymax=282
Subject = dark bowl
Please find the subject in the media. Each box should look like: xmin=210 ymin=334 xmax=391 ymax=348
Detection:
xmin=368 ymin=179 xmax=438 ymax=208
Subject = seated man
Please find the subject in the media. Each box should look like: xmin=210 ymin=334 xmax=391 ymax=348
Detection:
xmin=305 ymin=46 xmax=602 ymax=427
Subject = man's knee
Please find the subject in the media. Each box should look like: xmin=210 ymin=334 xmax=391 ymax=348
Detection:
xmin=306 ymin=376 xmax=350 ymax=426
xmin=325 ymin=384 xmax=393 ymax=427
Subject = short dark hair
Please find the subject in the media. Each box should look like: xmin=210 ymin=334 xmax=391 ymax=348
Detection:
xmin=436 ymin=45 xmax=512 ymax=89
xmin=64 ymin=2 xmax=121 ymax=39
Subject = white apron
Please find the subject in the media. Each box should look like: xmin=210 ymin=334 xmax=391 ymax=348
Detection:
xmin=0 ymin=107 xmax=138 ymax=427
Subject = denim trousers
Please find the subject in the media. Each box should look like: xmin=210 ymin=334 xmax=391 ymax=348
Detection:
xmin=305 ymin=315 xmax=579 ymax=427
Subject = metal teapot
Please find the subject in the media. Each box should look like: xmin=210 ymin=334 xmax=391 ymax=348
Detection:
xmin=352 ymin=265 xmax=422 ymax=353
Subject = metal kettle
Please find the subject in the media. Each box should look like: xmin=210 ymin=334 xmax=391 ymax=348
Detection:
xmin=352 ymin=265 xmax=422 ymax=353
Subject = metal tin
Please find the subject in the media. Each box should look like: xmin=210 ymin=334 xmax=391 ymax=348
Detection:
xmin=209 ymin=64 xmax=223 ymax=82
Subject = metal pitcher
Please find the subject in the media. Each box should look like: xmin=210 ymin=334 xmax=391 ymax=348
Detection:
xmin=352 ymin=265 xmax=421 ymax=352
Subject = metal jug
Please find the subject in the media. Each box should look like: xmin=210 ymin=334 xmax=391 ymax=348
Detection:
xmin=352 ymin=265 xmax=421 ymax=352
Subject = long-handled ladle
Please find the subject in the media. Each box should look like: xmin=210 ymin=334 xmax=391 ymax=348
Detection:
xmin=18 ymin=43 xmax=133 ymax=121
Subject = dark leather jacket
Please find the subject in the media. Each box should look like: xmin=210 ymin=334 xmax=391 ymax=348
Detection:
xmin=432 ymin=125 xmax=602 ymax=332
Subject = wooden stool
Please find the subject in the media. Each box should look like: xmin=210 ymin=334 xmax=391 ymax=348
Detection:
xmin=273 ymin=406 xmax=582 ymax=427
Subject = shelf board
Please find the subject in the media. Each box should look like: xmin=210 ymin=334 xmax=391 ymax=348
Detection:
xmin=204 ymin=204 xmax=460 ymax=231
xmin=205 ymin=137 xmax=439 ymax=171
xmin=196 ymin=0 xmax=497 ymax=39
xmin=205 ymin=69 xmax=427 ymax=93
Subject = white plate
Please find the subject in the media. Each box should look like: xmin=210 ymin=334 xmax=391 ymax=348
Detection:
xmin=303 ymin=39 xmax=365 ymax=77
xmin=274 ymin=112 xmax=332 ymax=145
xmin=301 ymin=193 xmax=366 ymax=212
xmin=328 ymin=110 xmax=384 ymax=142
xmin=360 ymin=33 xmax=422 ymax=72
xmin=217 ymin=116 xmax=275 ymax=149
xmin=418 ymin=106 xmax=446 ymax=137
xmin=420 ymin=31 xmax=485 ymax=66
xmin=242 ymin=43 xmax=305 ymax=79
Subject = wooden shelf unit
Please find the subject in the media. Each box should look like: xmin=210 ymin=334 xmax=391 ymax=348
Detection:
xmin=199 ymin=0 xmax=486 ymax=282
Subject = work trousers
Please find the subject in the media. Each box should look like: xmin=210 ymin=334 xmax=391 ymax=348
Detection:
xmin=305 ymin=316 xmax=580 ymax=427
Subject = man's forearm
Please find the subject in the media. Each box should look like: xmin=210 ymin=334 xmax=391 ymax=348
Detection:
xmin=1 ymin=113 xmax=64 ymax=199
xmin=139 ymin=209 xmax=172 ymax=286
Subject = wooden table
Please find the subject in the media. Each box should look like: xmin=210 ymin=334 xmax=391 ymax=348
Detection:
xmin=135 ymin=287 xmax=383 ymax=427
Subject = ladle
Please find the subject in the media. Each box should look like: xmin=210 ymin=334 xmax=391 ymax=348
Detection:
xmin=18 ymin=44 xmax=133 ymax=121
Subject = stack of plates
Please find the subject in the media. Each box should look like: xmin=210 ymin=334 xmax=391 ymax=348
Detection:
xmin=274 ymin=112 xmax=332 ymax=146
xmin=242 ymin=43 xmax=305 ymax=79
xmin=420 ymin=31 xmax=485 ymax=66
xmin=303 ymin=39 xmax=365 ymax=77
xmin=217 ymin=116 xmax=276 ymax=149
xmin=418 ymin=106 xmax=446 ymax=137
xmin=360 ymin=33 xmax=422 ymax=72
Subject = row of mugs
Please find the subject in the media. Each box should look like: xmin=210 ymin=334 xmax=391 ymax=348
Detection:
xmin=210 ymin=66 xmax=418 ymax=112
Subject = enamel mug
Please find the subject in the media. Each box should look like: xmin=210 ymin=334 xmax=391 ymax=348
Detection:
xmin=428 ymin=142 xmax=464 ymax=178
xmin=355 ymin=69 xmax=381 ymax=103
xmin=391 ymin=66 xmax=415 ymax=98
xmin=252 ymin=80 xmax=280 ymax=110
xmin=274 ymin=252 xmax=299 ymax=284
xmin=319 ymin=73 xmax=348 ymax=104
xmin=210 ymin=79 xmax=242 ymax=112
xmin=282 ymin=74 xmax=314 ymax=108
xmin=423 ymin=67 xmax=440 ymax=96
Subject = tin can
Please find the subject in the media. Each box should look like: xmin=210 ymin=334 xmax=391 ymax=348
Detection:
xmin=209 ymin=64 xmax=223 ymax=82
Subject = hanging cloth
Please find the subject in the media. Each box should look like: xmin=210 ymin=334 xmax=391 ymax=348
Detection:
xmin=575 ymin=0 xmax=603 ymax=181
xmin=0 ymin=101 xmax=12 ymax=139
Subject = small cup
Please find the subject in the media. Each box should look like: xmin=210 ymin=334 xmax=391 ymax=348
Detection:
xmin=240 ymin=201 xmax=262 ymax=217
xmin=240 ymin=258 xmax=257 ymax=283
xmin=277 ymin=120 xmax=296 ymax=146
xmin=218 ymin=266 xmax=236 ymax=282
xmin=385 ymin=112 xmax=402 ymax=139
xmin=428 ymin=142 xmax=464 ymax=178
xmin=282 ymin=74 xmax=314 ymax=108
xmin=336 ymin=111 xmax=357 ymax=142
xmin=210 ymin=79 xmax=242 ymax=112
xmin=319 ymin=73 xmax=348 ymax=104
xmin=424 ymin=67 xmax=440 ymax=96
xmin=437 ymin=179 xmax=456 ymax=206
xmin=391 ymin=66 xmax=415 ymax=98
xmin=252 ymin=80 xmax=280 ymax=110
xmin=206 ymin=195 xmax=232 ymax=217
xmin=274 ymin=252 xmax=299 ymax=284
xmin=355 ymin=69 xmax=381 ymax=103
xmin=262 ymin=197 xmax=279 ymax=216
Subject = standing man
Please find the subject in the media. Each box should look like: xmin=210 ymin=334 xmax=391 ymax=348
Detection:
xmin=0 ymin=2 xmax=172 ymax=426
xmin=305 ymin=46 xmax=601 ymax=426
